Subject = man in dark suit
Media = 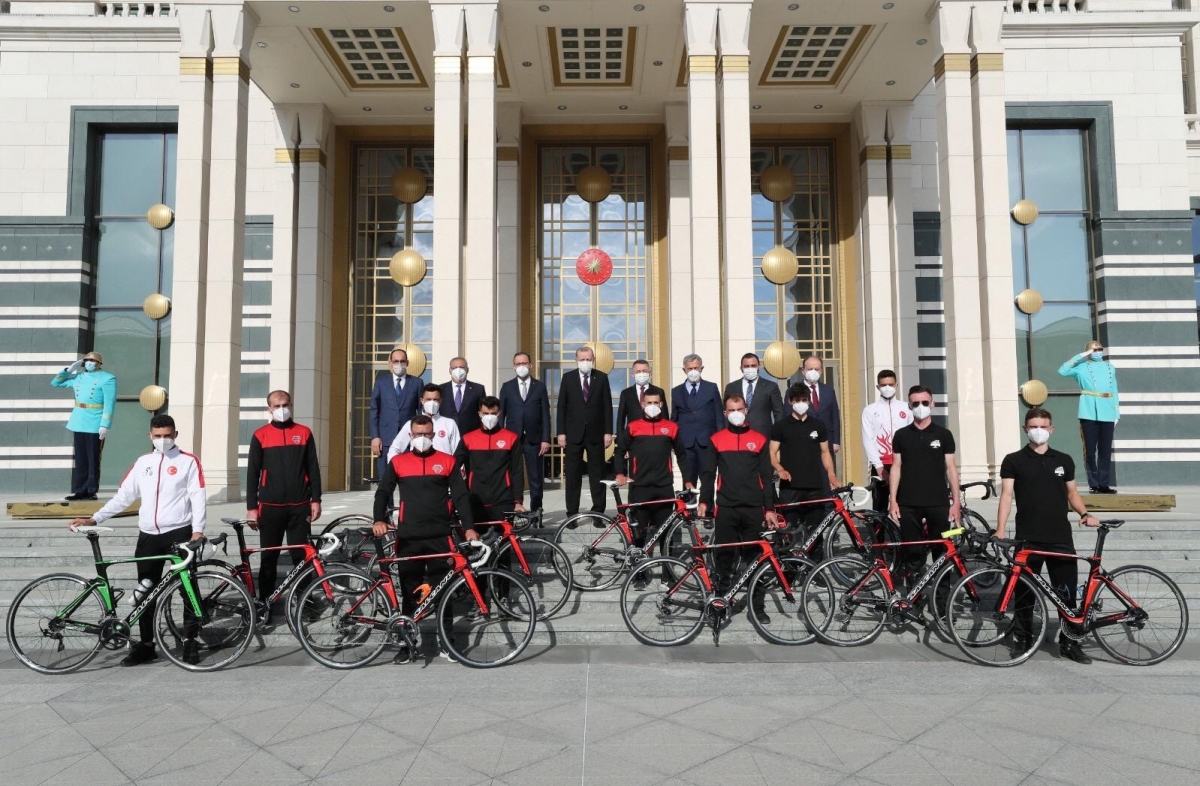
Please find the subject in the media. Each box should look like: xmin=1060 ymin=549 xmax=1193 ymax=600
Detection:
xmin=795 ymin=354 xmax=841 ymax=492
xmin=724 ymin=352 xmax=784 ymax=439
xmin=556 ymin=345 xmax=614 ymax=516
xmin=616 ymin=358 xmax=668 ymax=437
xmin=438 ymin=356 xmax=486 ymax=436
xmin=499 ymin=351 xmax=551 ymax=511
xmin=671 ymin=353 xmax=724 ymax=487
xmin=369 ymin=347 xmax=422 ymax=479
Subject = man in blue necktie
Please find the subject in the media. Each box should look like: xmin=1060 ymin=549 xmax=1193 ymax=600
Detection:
xmin=671 ymin=354 xmax=724 ymax=487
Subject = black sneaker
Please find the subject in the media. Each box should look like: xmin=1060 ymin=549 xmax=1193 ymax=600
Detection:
xmin=1009 ymin=634 xmax=1033 ymax=660
xmin=632 ymin=576 xmax=648 ymax=591
xmin=1059 ymin=638 xmax=1092 ymax=664
xmin=121 ymin=644 xmax=158 ymax=667
xmin=754 ymin=609 xmax=771 ymax=625
xmin=182 ymin=640 xmax=201 ymax=665
xmin=392 ymin=644 xmax=412 ymax=665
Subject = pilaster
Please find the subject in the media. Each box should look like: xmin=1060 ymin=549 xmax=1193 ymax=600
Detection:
xmin=431 ymin=1 xmax=465 ymax=370
xmin=269 ymin=106 xmax=299 ymax=396
xmin=856 ymin=103 xmax=895 ymax=379
xmin=665 ymin=102 xmax=693 ymax=386
xmin=495 ymin=102 xmax=521 ymax=375
xmin=886 ymin=104 xmax=920 ymax=390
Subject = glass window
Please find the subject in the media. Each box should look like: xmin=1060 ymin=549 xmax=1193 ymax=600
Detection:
xmin=95 ymin=221 xmax=161 ymax=304
xmin=1019 ymin=128 xmax=1087 ymax=212
xmin=98 ymin=133 xmax=165 ymax=216
xmin=1026 ymin=214 xmax=1091 ymax=302
xmin=1193 ymin=213 xmax=1200 ymax=344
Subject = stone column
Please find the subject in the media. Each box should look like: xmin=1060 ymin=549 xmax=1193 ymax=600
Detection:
xmin=970 ymin=1 xmax=1021 ymax=472
xmin=717 ymin=1 xmax=754 ymax=382
xmin=683 ymin=1 xmax=721 ymax=376
xmin=464 ymin=1 xmax=498 ymax=389
xmin=495 ymin=102 xmax=521 ymax=373
xmin=268 ymin=105 xmax=299 ymax=395
xmin=886 ymin=104 xmax=920 ymax=389
xmin=293 ymin=105 xmax=333 ymax=480
xmin=665 ymin=102 xmax=693 ymax=387
xmin=856 ymin=103 xmax=895 ymax=376
xmin=430 ymin=1 xmax=465 ymax=369
xmin=199 ymin=2 xmax=257 ymax=501
xmin=931 ymin=0 xmax=988 ymax=480
xmin=169 ymin=3 xmax=213 ymax=457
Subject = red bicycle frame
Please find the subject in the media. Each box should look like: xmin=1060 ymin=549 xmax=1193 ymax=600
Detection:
xmin=220 ymin=521 xmax=334 ymax=602
xmin=350 ymin=540 xmax=489 ymax=623
xmin=775 ymin=493 xmax=873 ymax=555
xmin=665 ymin=520 xmax=791 ymax=600
xmin=592 ymin=496 xmax=691 ymax=547
xmin=996 ymin=544 xmax=1141 ymax=630
xmin=473 ymin=519 xmax=531 ymax=576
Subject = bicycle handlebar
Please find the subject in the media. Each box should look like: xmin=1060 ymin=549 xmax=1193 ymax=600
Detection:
xmin=959 ymin=480 xmax=996 ymax=501
xmin=317 ymin=532 xmax=341 ymax=557
xmin=69 ymin=525 xmax=115 ymax=534
xmin=462 ymin=539 xmax=491 ymax=568
xmin=169 ymin=539 xmax=202 ymax=574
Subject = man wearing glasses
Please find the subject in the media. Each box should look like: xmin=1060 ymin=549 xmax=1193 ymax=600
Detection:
xmin=887 ymin=385 xmax=961 ymax=591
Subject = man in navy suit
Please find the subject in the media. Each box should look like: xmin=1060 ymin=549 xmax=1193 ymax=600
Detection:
xmin=616 ymin=358 xmax=668 ymax=437
xmin=438 ymin=356 xmax=486 ymax=435
xmin=557 ymin=346 xmax=614 ymax=516
xmin=369 ymin=347 xmax=421 ymax=479
xmin=724 ymin=352 xmax=784 ymax=439
xmin=671 ymin=354 xmax=724 ymax=487
xmin=499 ymin=351 xmax=551 ymax=511
xmin=795 ymin=355 xmax=842 ymax=491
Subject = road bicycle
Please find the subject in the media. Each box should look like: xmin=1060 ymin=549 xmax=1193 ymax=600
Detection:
xmin=774 ymin=485 xmax=900 ymax=575
xmin=294 ymin=532 xmax=537 ymax=669
xmin=945 ymin=519 xmax=1189 ymax=666
xmin=6 ymin=526 xmax=255 ymax=673
xmin=620 ymin=516 xmax=818 ymax=647
xmin=800 ymin=527 xmax=999 ymax=647
xmin=553 ymin=481 xmax=701 ymax=590
xmin=450 ymin=514 xmax=572 ymax=621
xmin=195 ymin=518 xmax=363 ymax=637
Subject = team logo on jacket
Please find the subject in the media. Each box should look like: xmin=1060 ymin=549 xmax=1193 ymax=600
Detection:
xmin=809 ymin=431 xmax=818 ymax=439
xmin=1055 ymin=466 xmax=1065 ymax=477
xmin=660 ymin=427 xmax=669 ymax=435
xmin=292 ymin=435 xmax=302 ymax=444
xmin=899 ymin=411 xmax=907 ymax=420
xmin=747 ymin=442 xmax=756 ymax=450
xmin=167 ymin=465 xmax=178 ymax=476
xmin=433 ymin=464 xmax=444 ymax=473
xmin=497 ymin=440 xmax=507 ymax=448
xmin=930 ymin=440 xmax=941 ymax=449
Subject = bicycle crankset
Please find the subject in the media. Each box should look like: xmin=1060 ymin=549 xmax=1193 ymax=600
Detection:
xmin=385 ymin=614 xmax=418 ymax=646
xmin=1058 ymin=618 xmax=1090 ymax=642
xmin=98 ymin=619 xmax=131 ymax=650
xmin=705 ymin=597 xmax=730 ymax=646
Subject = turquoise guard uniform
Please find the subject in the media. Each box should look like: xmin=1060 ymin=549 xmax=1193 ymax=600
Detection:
xmin=51 ymin=369 xmax=117 ymax=433
xmin=1057 ymin=354 xmax=1119 ymax=423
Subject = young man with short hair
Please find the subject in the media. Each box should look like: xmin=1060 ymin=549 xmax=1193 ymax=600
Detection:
xmin=861 ymin=369 xmax=907 ymax=512
xmin=996 ymin=407 xmax=1099 ymax=664
xmin=458 ymin=395 xmax=526 ymax=523
xmin=387 ymin=384 xmax=462 ymax=459
xmin=770 ymin=383 xmax=839 ymax=536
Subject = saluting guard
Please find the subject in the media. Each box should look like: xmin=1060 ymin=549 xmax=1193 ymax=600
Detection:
xmin=51 ymin=350 xmax=117 ymax=501
xmin=1058 ymin=340 xmax=1120 ymax=494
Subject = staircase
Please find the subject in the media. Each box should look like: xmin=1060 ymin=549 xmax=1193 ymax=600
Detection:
xmin=1 ymin=506 xmax=1196 ymax=654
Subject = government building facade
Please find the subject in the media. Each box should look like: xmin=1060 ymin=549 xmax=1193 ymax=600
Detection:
xmin=2 ymin=0 xmax=1199 ymax=499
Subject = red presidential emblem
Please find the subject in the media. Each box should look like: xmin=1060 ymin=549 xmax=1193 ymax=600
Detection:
xmin=292 ymin=435 xmax=302 ymax=444
xmin=899 ymin=411 xmax=907 ymax=420
xmin=497 ymin=439 xmax=507 ymax=448
xmin=438 ymin=430 xmax=446 ymax=438
xmin=167 ymin=465 xmax=178 ymax=476
xmin=433 ymin=464 xmax=444 ymax=473
xmin=576 ymin=248 xmax=613 ymax=286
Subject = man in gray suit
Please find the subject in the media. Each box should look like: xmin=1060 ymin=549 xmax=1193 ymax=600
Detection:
xmin=724 ymin=352 xmax=784 ymax=439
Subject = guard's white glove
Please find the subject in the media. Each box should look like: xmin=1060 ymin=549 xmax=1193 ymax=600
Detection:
xmin=98 ymin=427 xmax=108 ymax=440
xmin=67 ymin=360 xmax=83 ymax=374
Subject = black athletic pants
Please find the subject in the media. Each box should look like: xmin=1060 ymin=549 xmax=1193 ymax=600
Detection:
xmin=395 ymin=535 xmax=455 ymax=631
xmin=897 ymin=505 xmax=950 ymax=586
xmin=71 ymin=430 xmax=102 ymax=495
xmin=1015 ymin=541 xmax=1078 ymax=640
xmin=564 ymin=441 xmax=606 ymax=515
xmin=256 ymin=504 xmax=312 ymax=603
xmin=629 ymin=485 xmax=674 ymax=550
xmin=134 ymin=526 xmax=194 ymax=645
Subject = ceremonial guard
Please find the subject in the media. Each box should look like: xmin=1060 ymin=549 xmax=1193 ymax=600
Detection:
xmin=51 ymin=351 xmax=117 ymax=500
xmin=1058 ymin=340 xmax=1120 ymax=494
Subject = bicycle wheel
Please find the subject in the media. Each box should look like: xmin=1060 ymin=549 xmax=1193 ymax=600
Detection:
xmin=620 ymin=557 xmax=707 ymax=647
xmin=493 ymin=537 xmax=573 ymax=621
xmin=822 ymin=512 xmax=899 ymax=574
xmin=747 ymin=555 xmax=818 ymax=645
xmin=5 ymin=574 xmax=105 ymax=674
xmin=319 ymin=515 xmax=378 ymax=572
xmin=657 ymin=516 xmax=709 ymax=579
xmin=927 ymin=555 xmax=994 ymax=638
xmin=946 ymin=568 xmax=1046 ymax=667
xmin=284 ymin=561 xmax=368 ymax=638
xmin=553 ymin=513 xmax=631 ymax=591
xmin=438 ymin=567 xmax=536 ymax=668
xmin=802 ymin=558 xmax=889 ymax=646
xmin=1091 ymin=565 xmax=1188 ymax=666
xmin=154 ymin=571 xmax=255 ymax=672
xmin=295 ymin=571 xmax=392 ymax=668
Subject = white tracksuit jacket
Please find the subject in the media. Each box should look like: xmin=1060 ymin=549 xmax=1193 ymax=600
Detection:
xmin=92 ymin=447 xmax=207 ymax=535
xmin=861 ymin=398 xmax=911 ymax=472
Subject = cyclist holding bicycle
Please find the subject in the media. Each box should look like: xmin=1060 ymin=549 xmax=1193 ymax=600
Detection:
xmin=614 ymin=389 xmax=692 ymax=588
xmin=698 ymin=395 xmax=781 ymax=620
xmin=457 ymin=396 xmax=526 ymax=522
xmin=68 ymin=414 xmax=205 ymax=666
xmin=372 ymin=415 xmax=479 ymax=664
xmin=770 ymin=383 xmax=840 ymax=538
xmin=996 ymin=406 xmax=1099 ymax=664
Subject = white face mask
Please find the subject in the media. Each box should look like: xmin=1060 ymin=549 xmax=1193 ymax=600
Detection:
xmin=633 ymin=371 xmax=650 ymax=386
xmin=450 ymin=367 xmax=467 ymax=382
xmin=792 ymin=401 xmax=809 ymax=417
xmin=152 ymin=437 xmax=174 ymax=453
xmin=577 ymin=360 xmax=594 ymax=375
xmin=804 ymin=369 xmax=821 ymax=384
xmin=1027 ymin=427 xmax=1051 ymax=446
xmin=410 ymin=435 xmax=434 ymax=453
xmin=271 ymin=407 xmax=292 ymax=423
xmin=911 ymin=404 xmax=931 ymax=420
xmin=515 ymin=364 xmax=531 ymax=379
xmin=879 ymin=385 xmax=896 ymax=399
xmin=726 ymin=410 xmax=746 ymax=427
xmin=84 ymin=361 xmax=98 ymax=372
xmin=392 ymin=362 xmax=407 ymax=376
xmin=643 ymin=403 xmax=662 ymax=419
xmin=686 ymin=369 xmax=702 ymax=384
xmin=422 ymin=400 xmax=440 ymax=416
xmin=742 ymin=367 xmax=759 ymax=382
xmin=480 ymin=413 xmax=500 ymax=430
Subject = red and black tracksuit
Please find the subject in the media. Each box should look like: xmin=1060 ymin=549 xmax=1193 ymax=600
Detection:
xmin=246 ymin=420 xmax=322 ymax=603
xmin=457 ymin=426 xmax=525 ymax=523
xmin=614 ymin=416 xmax=689 ymax=548
xmin=373 ymin=449 xmax=475 ymax=617
xmin=699 ymin=425 xmax=775 ymax=592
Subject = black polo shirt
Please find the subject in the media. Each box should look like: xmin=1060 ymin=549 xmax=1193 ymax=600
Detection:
xmin=893 ymin=423 xmax=956 ymax=507
xmin=769 ymin=415 xmax=828 ymax=491
xmin=1000 ymin=445 xmax=1075 ymax=544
